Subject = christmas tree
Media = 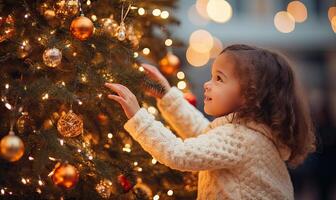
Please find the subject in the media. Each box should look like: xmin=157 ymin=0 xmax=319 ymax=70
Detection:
xmin=0 ymin=0 xmax=198 ymax=199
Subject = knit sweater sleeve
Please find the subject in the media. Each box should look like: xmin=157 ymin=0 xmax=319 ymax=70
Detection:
xmin=156 ymin=87 xmax=210 ymax=139
xmin=124 ymin=108 xmax=247 ymax=172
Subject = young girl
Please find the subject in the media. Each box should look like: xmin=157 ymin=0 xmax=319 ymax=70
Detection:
xmin=105 ymin=44 xmax=316 ymax=199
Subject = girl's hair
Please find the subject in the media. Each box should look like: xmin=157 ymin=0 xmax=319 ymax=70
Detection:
xmin=221 ymin=44 xmax=316 ymax=168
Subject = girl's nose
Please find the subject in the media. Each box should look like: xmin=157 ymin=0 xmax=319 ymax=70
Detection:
xmin=204 ymin=81 xmax=210 ymax=91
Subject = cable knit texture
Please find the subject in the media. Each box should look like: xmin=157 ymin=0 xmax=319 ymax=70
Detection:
xmin=124 ymin=87 xmax=294 ymax=200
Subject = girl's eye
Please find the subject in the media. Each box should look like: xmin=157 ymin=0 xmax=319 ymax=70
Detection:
xmin=216 ymin=75 xmax=223 ymax=82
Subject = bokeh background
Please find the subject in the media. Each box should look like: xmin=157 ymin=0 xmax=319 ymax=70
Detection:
xmin=163 ymin=0 xmax=336 ymax=199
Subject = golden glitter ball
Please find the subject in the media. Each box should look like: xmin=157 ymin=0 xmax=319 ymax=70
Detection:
xmin=51 ymin=163 xmax=79 ymax=189
xmin=43 ymin=47 xmax=62 ymax=68
xmin=0 ymin=133 xmax=24 ymax=162
xmin=70 ymin=16 xmax=94 ymax=41
xmin=57 ymin=110 xmax=83 ymax=137
xmin=159 ymin=52 xmax=180 ymax=75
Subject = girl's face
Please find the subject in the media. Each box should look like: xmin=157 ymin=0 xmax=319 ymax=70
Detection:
xmin=203 ymin=52 xmax=245 ymax=117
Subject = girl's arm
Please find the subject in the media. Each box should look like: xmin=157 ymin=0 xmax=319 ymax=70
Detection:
xmin=124 ymin=108 xmax=247 ymax=172
xmin=156 ymin=87 xmax=210 ymax=139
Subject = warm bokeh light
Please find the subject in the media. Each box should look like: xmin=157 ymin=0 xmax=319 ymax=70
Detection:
xmin=177 ymin=71 xmax=185 ymax=79
xmin=287 ymin=1 xmax=308 ymax=23
xmin=152 ymin=9 xmax=161 ymax=16
xmin=332 ymin=16 xmax=336 ymax=33
xmin=165 ymin=38 xmax=173 ymax=46
xmin=188 ymin=4 xmax=209 ymax=26
xmin=328 ymin=7 xmax=336 ymax=21
xmin=206 ymin=0 xmax=232 ymax=23
xmin=209 ymin=37 xmax=223 ymax=58
xmin=138 ymin=7 xmax=145 ymax=15
xmin=196 ymin=0 xmax=209 ymax=19
xmin=186 ymin=46 xmax=210 ymax=67
xmin=189 ymin=29 xmax=213 ymax=53
xmin=274 ymin=11 xmax=295 ymax=33
xmin=161 ymin=11 xmax=169 ymax=19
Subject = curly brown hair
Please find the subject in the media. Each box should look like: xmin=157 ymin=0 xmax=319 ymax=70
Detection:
xmin=221 ymin=44 xmax=316 ymax=168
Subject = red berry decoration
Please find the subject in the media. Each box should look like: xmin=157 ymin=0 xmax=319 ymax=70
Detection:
xmin=184 ymin=92 xmax=197 ymax=107
xmin=118 ymin=174 xmax=133 ymax=192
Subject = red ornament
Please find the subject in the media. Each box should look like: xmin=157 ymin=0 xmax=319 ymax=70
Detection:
xmin=184 ymin=92 xmax=197 ymax=107
xmin=118 ymin=174 xmax=133 ymax=192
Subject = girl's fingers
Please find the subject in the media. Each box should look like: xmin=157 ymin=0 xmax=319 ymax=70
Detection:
xmin=107 ymin=94 xmax=125 ymax=105
xmin=105 ymin=83 xmax=126 ymax=98
xmin=142 ymin=64 xmax=160 ymax=77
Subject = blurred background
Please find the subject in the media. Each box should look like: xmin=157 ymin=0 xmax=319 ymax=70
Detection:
xmin=162 ymin=0 xmax=336 ymax=199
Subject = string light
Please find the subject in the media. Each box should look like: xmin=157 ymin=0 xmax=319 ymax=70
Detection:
xmin=177 ymin=71 xmax=185 ymax=79
xmin=5 ymin=84 xmax=9 ymax=89
xmin=107 ymin=133 xmax=113 ymax=139
xmin=142 ymin=48 xmax=150 ymax=55
xmin=137 ymin=167 xmax=142 ymax=172
xmin=5 ymin=103 xmax=12 ymax=110
xmin=153 ymin=194 xmax=160 ymax=200
xmin=28 ymin=156 xmax=34 ymax=160
xmin=138 ymin=66 xmax=145 ymax=72
xmin=1 ymin=189 xmax=5 ymax=195
xmin=59 ymin=139 xmax=64 ymax=146
xmin=134 ymin=52 xmax=139 ymax=58
xmin=21 ymin=178 xmax=27 ymax=185
xmin=134 ymin=161 xmax=138 ymax=166
xmin=152 ymin=9 xmax=161 ymax=16
xmin=138 ymin=8 xmax=145 ymax=15
xmin=167 ymin=190 xmax=173 ymax=196
xmin=38 ymin=180 xmax=44 ymax=186
xmin=164 ymin=39 xmax=173 ymax=46
xmin=177 ymin=81 xmax=187 ymax=90
xmin=42 ymin=93 xmax=49 ymax=100
xmin=151 ymin=158 xmax=157 ymax=164
xmin=160 ymin=11 xmax=169 ymax=19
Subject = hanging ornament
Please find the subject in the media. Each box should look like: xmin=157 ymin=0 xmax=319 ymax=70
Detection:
xmin=57 ymin=110 xmax=83 ymax=137
xmin=43 ymin=47 xmax=62 ymax=68
xmin=184 ymin=92 xmax=197 ymax=107
xmin=70 ymin=15 xmax=94 ymax=40
xmin=0 ymin=15 xmax=15 ymax=43
xmin=159 ymin=52 xmax=181 ymax=75
xmin=55 ymin=0 xmax=79 ymax=19
xmin=118 ymin=174 xmax=133 ymax=193
xmin=16 ymin=112 xmax=35 ymax=134
xmin=117 ymin=22 xmax=126 ymax=41
xmin=51 ymin=162 xmax=79 ymax=189
xmin=98 ymin=16 xmax=119 ymax=37
xmin=0 ymin=131 xmax=25 ymax=162
xmin=95 ymin=179 xmax=116 ymax=199
xmin=117 ymin=3 xmax=132 ymax=41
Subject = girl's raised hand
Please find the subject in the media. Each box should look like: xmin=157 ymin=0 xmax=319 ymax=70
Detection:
xmin=105 ymin=83 xmax=140 ymax=119
xmin=142 ymin=64 xmax=171 ymax=99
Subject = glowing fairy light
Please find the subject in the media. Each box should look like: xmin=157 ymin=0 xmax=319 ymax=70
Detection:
xmin=167 ymin=190 xmax=173 ymax=196
xmin=165 ymin=39 xmax=173 ymax=46
xmin=160 ymin=11 xmax=169 ymax=19
xmin=153 ymin=194 xmax=160 ymax=200
xmin=151 ymin=158 xmax=157 ymax=164
xmin=138 ymin=8 xmax=145 ymax=15
xmin=107 ymin=133 xmax=113 ymax=139
xmin=152 ymin=9 xmax=161 ymax=16
xmin=177 ymin=71 xmax=185 ymax=79
xmin=134 ymin=161 xmax=138 ymax=166
xmin=142 ymin=48 xmax=150 ymax=55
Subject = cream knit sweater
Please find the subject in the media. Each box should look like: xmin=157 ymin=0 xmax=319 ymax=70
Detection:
xmin=124 ymin=87 xmax=294 ymax=200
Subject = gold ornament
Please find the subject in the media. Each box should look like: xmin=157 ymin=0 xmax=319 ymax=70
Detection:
xmin=95 ymin=179 xmax=116 ymax=199
xmin=159 ymin=52 xmax=181 ymax=75
xmin=57 ymin=110 xmax=83 ymax=137
xmin=55 ymin=0 xmax=79 ymax=19
xmin=70 ymin=15 xmax=94 ymax=41
xmin=0 ymin=131 xmax=24 ymax=162
xmin=0 ymin=15 xmax=15 ymax=43
xmin=43 ymin=47 xmax=62 ymax=68
xmin=51 ymin=162 xmax=79 ymax=189
xmin=16 ymin=112 xmax=35 ymax=134
xmin=99 ymin=16 xmax=119 ymax=37
xmin=117 ymin=22 xmax=126 ymax=41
